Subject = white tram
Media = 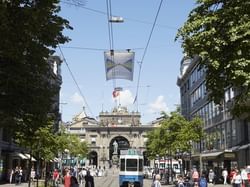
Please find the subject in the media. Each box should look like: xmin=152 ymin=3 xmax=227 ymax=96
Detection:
xmin=119 ymin=149 xmax=144 ymax=187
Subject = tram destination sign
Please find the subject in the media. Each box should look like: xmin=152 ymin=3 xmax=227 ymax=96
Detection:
xmin=120 ymin=149 xmax=143 ymax=156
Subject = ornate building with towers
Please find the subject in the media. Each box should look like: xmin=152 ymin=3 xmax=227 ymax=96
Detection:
xmin=66 ymin=106 xmax=155 ymax=168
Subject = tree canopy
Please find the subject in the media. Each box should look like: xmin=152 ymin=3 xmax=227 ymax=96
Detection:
xmin=176 ymin=0 xmax=250 ymax=117
xmin=0 ymin=0 xmax=72 ymax=135
xmin=146 ymin=111 xmax=203 ymax=159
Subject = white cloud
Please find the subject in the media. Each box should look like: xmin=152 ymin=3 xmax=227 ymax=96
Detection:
xmin=112 ymin=89 xmax=134 ymax=106
xmin=70 ymin=92 xmax=84 ymax=105
xmin=148 ymin=95 xmax=169 ymax=114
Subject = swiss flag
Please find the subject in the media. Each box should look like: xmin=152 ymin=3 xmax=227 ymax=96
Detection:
xmin=112 ymin=90 xmax=119 ymax=98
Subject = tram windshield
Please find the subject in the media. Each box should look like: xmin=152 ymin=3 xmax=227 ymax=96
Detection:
xmin=127 ymin=159 xmax=137 ymax=171
xmin=120 ymin=158 xmax=143 ymax=172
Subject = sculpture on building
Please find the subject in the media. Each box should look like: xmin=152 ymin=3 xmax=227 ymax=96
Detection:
xmin=113 ymin=141 xmax=118 ymax=154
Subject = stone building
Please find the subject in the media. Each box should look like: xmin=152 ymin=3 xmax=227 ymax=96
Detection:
xmin=177 ymin=55 xmax=250 ymax=171
xmin=67 ymin=105 xmax=155 ymax=168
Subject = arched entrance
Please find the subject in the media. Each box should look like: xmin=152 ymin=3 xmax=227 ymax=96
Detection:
xmin=109 ymin=136 xmax=130 ymax=161
xmin=88 ymin=151 xmax=98 ymax=167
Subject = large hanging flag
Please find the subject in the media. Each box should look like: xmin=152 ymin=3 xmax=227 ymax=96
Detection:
xmin=104 ymin=50 xmax=135 ymax=81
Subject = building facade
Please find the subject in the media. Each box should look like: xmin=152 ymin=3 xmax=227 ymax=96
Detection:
xmin=177 ymin=55 xmax=250 ymax=172
xmin=66 ymin=106 xmax=155 ymax=169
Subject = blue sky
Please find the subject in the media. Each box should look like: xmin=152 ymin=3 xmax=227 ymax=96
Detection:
xmin=57 ymin=0 xmax=196 ymax=124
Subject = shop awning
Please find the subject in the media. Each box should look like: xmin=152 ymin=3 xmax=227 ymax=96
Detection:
xmin=239 ymin=143 xmax=250 ymax=150
xmin=24 ymin=154 xmax=36 ymax=161
xmin=201 ymin=151 xmax=223 ymax=158
xmin=12 ymin=153 xmax=28 ymax=159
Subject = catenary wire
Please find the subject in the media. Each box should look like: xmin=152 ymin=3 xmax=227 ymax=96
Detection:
xmin=60 ymin=46 xmax=144 ymax=51
xmin=133 ymin=0 xmax=164 ymax=111
xmin=58 ymin=45 xmax=94 ymax=118
xmin=105 ymin=0 xmax=117 ymax=91
xmin=60 ymin=1 xmax=177 ymax=29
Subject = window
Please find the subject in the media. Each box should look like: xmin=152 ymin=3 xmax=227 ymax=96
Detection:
xmin=126 ymin=159 xmax=137 ymax=171
xmin=120 ymin=159 xmax=125 ymax=171
xmin=139 ymin=159 xmax=143 ymax=171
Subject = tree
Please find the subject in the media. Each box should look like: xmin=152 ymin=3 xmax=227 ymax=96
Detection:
xmin=146 ymin=111 xmax=203 ymax=173
xmin=176 ymin=0 xmax=250 ymax=117
xmin=0 ymin=0 xmax=72 ymax=136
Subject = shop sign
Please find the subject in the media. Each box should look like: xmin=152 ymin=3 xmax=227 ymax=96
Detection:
xmin=224 ymin=152 xmax=235 ymax=158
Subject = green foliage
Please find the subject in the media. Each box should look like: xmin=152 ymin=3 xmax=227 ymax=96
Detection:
xmin=176 ymin=0 xmax=250 ymax=118
xmin=57 ymin=127 xmax=89 ymax=158
xmin=0 ymin=0 xmax=72 ymax=135
xmin=146 ymin=111 xmax=203 ymax=158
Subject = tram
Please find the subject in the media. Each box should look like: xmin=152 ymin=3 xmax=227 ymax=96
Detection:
xmin=119 ymin=149 xmax=144 ymax=187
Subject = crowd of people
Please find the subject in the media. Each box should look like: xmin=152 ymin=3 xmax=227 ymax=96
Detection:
xmin=171 ymin=166 xmax=250 ymax=187
xmin=51 ymin=167 xmax=96 ymax=187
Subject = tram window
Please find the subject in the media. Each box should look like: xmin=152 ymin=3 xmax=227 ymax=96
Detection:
xmin=126 ymin=159 xmax=137 ymax=171
xmin=139 ymin=159 xmax=143 ymax=171
xmin=160 ymin=163 xmax=165 ymax=169
xmin=120 ymin=159 xmax=125 ymax=171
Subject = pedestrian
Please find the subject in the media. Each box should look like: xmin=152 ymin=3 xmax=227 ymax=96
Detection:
xmin=230 ymin=168 xmax=237 ymax=184
xmin=53 ymin=168 xmax=60 ymax=187
xmin=199 ymin=174 xmax=208 ymax=187
xmin=70 ymin=176 xmax=79 ymax=187
xmin=19 ymin=167 xmax=23 ymax=184
xmin=208 ymin=169 xmax=215 ymax=184
xmin=192 ymin=168 xmax=199 ymax=183
xmin=232 ymin=170 xmax=242 ymax=187
xmin=9 ymin=168 xmax=14 ymax=184
xmin=241 ymin=166 xmax=249 ymax=187
xmin=151 ymin=174 xmax=161 ymax=187
xmin=85 ymin=170 xmax=94 ymax=187
xmin=64 ymin=168 xmax=71 ymax=187
xmin=222 ymin=168 xmax=228 ymax=185
xmin=14 ymin=166 xmax=20 ymax=185
xmin=177 ymin=175 xmax=185 ymax=187
xmin=30 ymin=168 xmax=36 ymax=185
xmin=79 ymin=168 xmax=87 ymax=185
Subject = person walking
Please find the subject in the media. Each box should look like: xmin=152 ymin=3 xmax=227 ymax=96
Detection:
xmin=151 ymin=174 xmax=161 ymax=187
xmin=199 ymin=174 xmax=208 ymax=187
xmin=192 ymin=168 xmax=199 ymax=183
xmin=85 ymin=170 xmax=94 ymax=187
xmin=30 ymin=168 xmax=36 ymax=185
xmin=208 ymin=169 xmax=215 ymax=184
xmin=52 ymin=169 xmax=60 ymax=187
xmin=222 ymin=168 xmax=228 ymax=185
xmin=70 ymin=176 xmax=79 ymax=187
xmin=241 ymin=167 xmax=249 ymax=187
xmin=9 ymin=168 xmax=14 ymax=184
xmin=232 ymin=170 xmax=242 ymax=187
xmin=64 ymin=169 xmax=71 ymax=187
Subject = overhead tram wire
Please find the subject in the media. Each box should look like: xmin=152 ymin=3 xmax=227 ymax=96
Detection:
xmin=60 ymin=46 xmax=144 ymax=51
xmin=60 ymin=0 xmax=177 ymax=30
xmin=58 ymin=45 xmax=94 ymax=118
xmin=133 ymin=0 xmax=164 ymax=111
xmin=106 ymin=0 xmax=117 ymax=91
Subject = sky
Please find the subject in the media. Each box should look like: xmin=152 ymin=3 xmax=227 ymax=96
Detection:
xmin=56 ymin=0 xmax=196 ymax=124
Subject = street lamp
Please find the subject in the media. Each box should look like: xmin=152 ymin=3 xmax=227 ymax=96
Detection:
xmin=109 ymin=16 xmax=124 ymax=23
